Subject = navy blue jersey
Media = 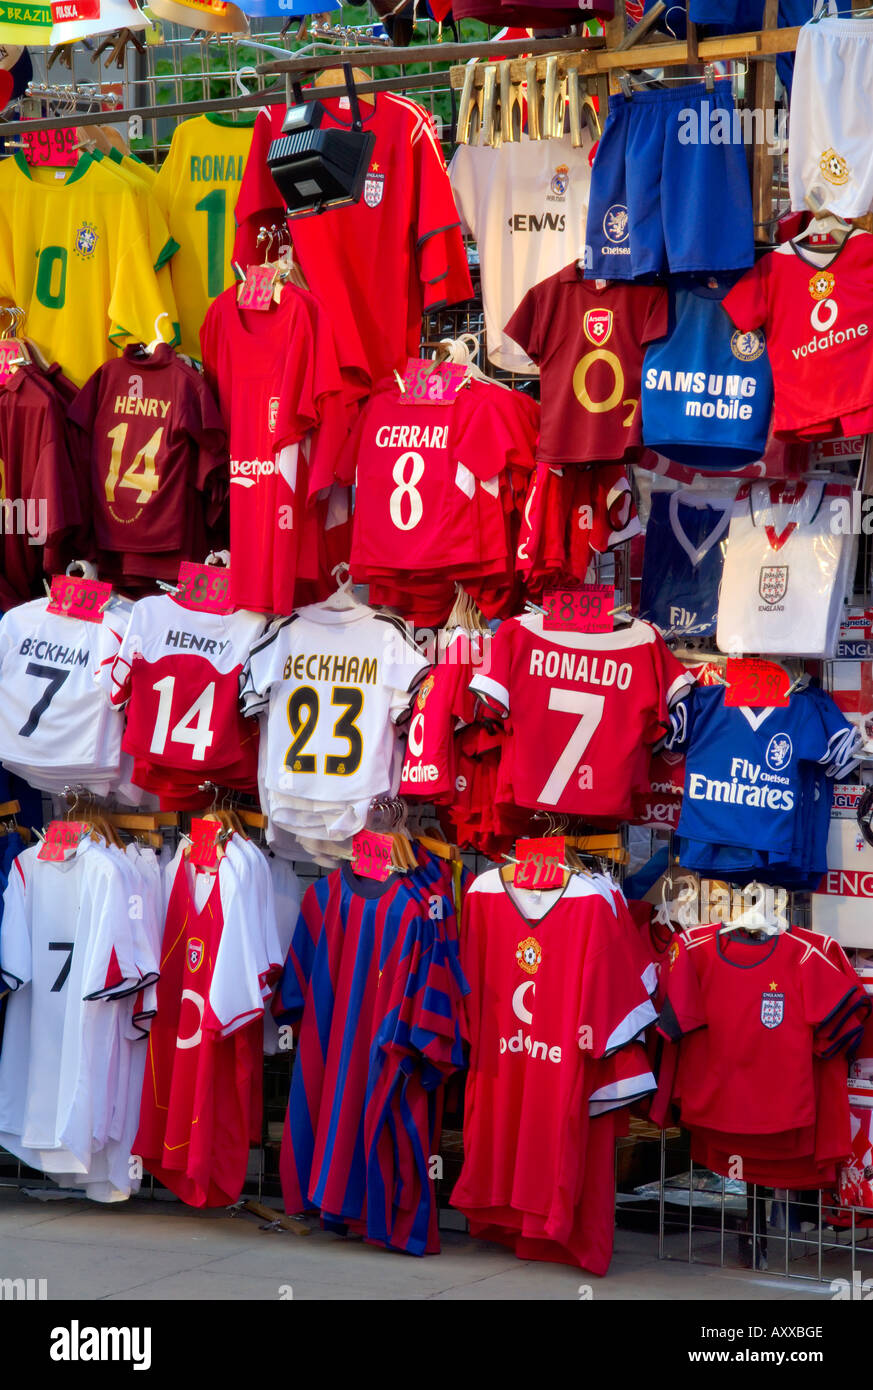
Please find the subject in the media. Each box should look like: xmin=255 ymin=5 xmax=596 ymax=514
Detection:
xmin=639 ymin=489 xmax=732 ymax=637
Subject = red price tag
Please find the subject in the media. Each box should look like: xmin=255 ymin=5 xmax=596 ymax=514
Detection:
xmin=724 ymin=657 xmax=791 ymax=708
xmin=399 ymin=357 xmax=469 ymax=405
xmin=175 ymin=563 xmax=232 ymax=614
xmin=513 ymin=837 xmax=565 ymax=890
xmin=238 ymin=265 xmax=276 ymax=311
xmin=21 ymin=128 xmax=78 ymax=168
xmin=543 ymin=585 xmax=614 ymax=633
xmin=47 ymin=576 xmax=111 ymax=623
xmin=351 ymin=830 xmax=393 ymax=881
xmin=38 ymin=821 xmax=87 ymax=862
xmin=189 ymin=818 xmax=221 ymax=870
xmin=0 ymin=340 xmax=20 ymax=385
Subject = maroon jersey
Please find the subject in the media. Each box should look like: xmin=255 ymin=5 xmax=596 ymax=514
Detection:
xmin=505 ymin=264 xmax=667 ymax=464
xmin=233 ymin=94 xmax=472 ymax=394
xmin=0 ymin=368 xmax=81 ymax=609
xmin=68 ymin=344 xmax=228 ymax=582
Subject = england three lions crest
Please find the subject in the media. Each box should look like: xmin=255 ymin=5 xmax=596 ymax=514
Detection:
xmin=364 ymin=166 xmax=385 ymax=208
xmin=761 ymin=988 xmax=784 ymax=1029
xmin=759 ymin=565 xmax=787 ymax=605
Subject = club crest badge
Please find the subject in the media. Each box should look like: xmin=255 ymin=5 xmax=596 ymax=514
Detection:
xmin=416 ymin=673 xmax=435 ymax=712
xmin=550 ymin=164 xmax=569 ymax=197
xmin=268 ymin=396 xmax=279 ymax=433
xmin=759 ymin=565 xmax=787 ymax=605
xmin=766 ymin=732 xmax=793 ymax=772
xmin=730 ymin=328 xmax=765 ymax=362
xmin=603 ymin=203 xmax=629 ymax=244
xmin=516 ymin=935 xmax=542 ymax=975
xmin=74 ymin=220 xmax=98 ymax=260
xmin=761 ymin=986 xmax=784 ymax=1029
xmin=819 ymin=147 xmax=849 ymax=187
xmin=583 ymin=308 xmax=613 ymax=346
xmin=364 ymin=166 xmax=385 ymax=208
xmin=187 ymin=937 xmax=205 ymax=972
xmin=809 ymin=268 xmax=835 ymax=302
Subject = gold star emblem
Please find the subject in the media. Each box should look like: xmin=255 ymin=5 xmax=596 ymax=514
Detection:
xmin=371 ymin=162 xmax=380 ymax=172
xmin=769 ymin=980 xmax=778 ymax=992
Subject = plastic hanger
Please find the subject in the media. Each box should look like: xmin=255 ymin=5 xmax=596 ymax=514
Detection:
xmin=321 ymin=561 xmax=362 ymax=611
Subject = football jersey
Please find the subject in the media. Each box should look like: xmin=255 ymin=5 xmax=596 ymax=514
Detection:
xmin=450 ymin=868 xmax=656 ymax=1271
xmin=0 ymin=598 xmax=127 ymax=781
xmin=234 ymin=94 xmax=472 ymax=393
xmin=0 ymin=367 xmax=82 ymax=608
xmin=641 ymin=277 xmax=773 ymax=468
xmin=470 ymin=614 xmax=693 ymax=818
xmin=504 ymin=263 xmax=668 ymax=463
xmin=241 ymin=603 xmax=429 ymax=817
xmin=68 ymin=343 xmax=227 ymax=577
xmin=722 ymin=231 xmax=873 ymax=439
xmin=659 ymin=925 xmax=864 ymax=1136
xmin=200 ymin=282 xmax=344 ymax=614
xmin=337 ymin=377 xmax=529 ymax=578
xmin=399 ymin=632 xmax=480 ymax=801
xmin=517 ymin=460 xmax=641 ymax=590
xmin=639 ymin=488 xmax=733 ymax=637
xmin=448 ymin=134 xmax=594 ymax=374
xmin=108 ymin=595 xmax=264 ymax=792
xmin=716 ymin=480 xmax=853 ymax=658
xmin=0 ymin=152 xmax=175 ymax=386
xmin=274 ymin=860 xmax=465 ymax=1253
xmin=135 ymin=843 xmax=281 ymax=1207
xmin=669 ymin=682 xmax=859 ymax=862
xmin=154 ymin=114 xmax=256 ymax=360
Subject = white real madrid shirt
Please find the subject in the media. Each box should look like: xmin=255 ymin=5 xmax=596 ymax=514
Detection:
xmin=449 ymin=133 xmax=593 ymax=374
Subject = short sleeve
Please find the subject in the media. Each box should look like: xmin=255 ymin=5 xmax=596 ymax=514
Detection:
xmin=0 ymin=852 xmax=31 ymax=992
xmin=579 ymin=896 xmax=658 ymax=1057
xmin=376 ymin=615 xmax=431 ymax=702
xmin=240 ymin=617 xmax=292 ymax=717
xmin=504 ymin=286 xmax=542 ymax=363
xmin=468 ymin=618 xmax=514 ymax=717
xmin=642 ymin=286 xmax=669 ymax=345
xmin=722 ymin=258 xmax=771 ymax=333
xmin=657 ymin=933 xmax=707 ymax=1042
xmin=413 ymin=118 xmax=473 ymax=313
xmin=447 ymin=145 xmax=477 ymax=238
xmin=800 ymin=943 xmax=863 ymax=1033
xmin=205 ymin=855 xmax=280 ymax=1036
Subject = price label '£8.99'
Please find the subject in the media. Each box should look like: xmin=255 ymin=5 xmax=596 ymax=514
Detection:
xmin=543 ymin=585 xmax=614 ymax=634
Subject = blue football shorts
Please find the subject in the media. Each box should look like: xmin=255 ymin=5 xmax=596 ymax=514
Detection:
xmin=584 ymin=82 xmax=755 ymax=281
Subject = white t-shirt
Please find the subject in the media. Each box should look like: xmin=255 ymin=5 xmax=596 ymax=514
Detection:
xmin=449 ymin=133 xmax=593 ymax=374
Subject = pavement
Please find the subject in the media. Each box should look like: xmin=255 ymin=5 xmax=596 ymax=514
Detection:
xmin=1 ymin=1188 xmax=870 ymax=1300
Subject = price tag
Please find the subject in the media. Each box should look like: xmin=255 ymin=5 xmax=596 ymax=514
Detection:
xmin=513 ymin=837 xmax=565 ymax=890
xmin=47 ymin=575 xmax=111 ymax=623
xmin=0 ymin=340 xmax=21 ymax=385
xmin=724 ymin=657 xmax=791 ymax=708
xmin=175 ymin=562 xmax=232 ymax=614
xmin=399 ymin=357 xmax=469 ymax=405
xmin=21 ymin=128 xmax=78 ymax=168
xmin=351 ymin=830 xmax=393 ymax=881
xmin=238 ymin=264 xmax=276 ymax=311
xmin=38 ymin=821 xmax=87 ymax=862
xmin=543 ymin=584 xmax=614 ymax=633
xmin=189 ymin=818 xmax=221 ymax=870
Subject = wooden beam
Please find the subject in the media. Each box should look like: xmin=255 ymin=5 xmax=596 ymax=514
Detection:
xmin=751 ymin=0 xmax=779 ymax=241
xmin=255 ymin=32 xmax=603 ymax=77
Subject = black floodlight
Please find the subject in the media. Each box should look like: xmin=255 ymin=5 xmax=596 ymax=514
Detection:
xmin=266 ymin=64 xmax=376 ymax=218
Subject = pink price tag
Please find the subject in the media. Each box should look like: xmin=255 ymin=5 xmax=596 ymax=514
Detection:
xmin=543 ymin=585 xmax=614 ymax=633
xmin=21 ymin=128 xmax=78 ymax=168
xmin=38 ymin=821 xmax=87 ymax=862
xmin=189 ymin=818 xmax=221 ymax=870
xmin=238 ymin=265 xmax=276 ymax=311
xmin=724 ymin=657 xmax=790 ymax=709
xmin=400 ymin=357 xmax=469 ymax=405
xmin=351 ymin=830 xmax=393 ymax=881
xmin=175 ymin=563 xmax=232 ymax=614
xmin=0 ymin=340 xmax=20 ymax=385
xmin=47 ymin=576 xmax=111 ymax=624
xmin=513 ymin=837 xmax=565 ymax=890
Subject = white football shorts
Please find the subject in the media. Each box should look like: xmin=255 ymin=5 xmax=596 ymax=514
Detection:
xmin=789 ymin=14 xmax=873 ymax=219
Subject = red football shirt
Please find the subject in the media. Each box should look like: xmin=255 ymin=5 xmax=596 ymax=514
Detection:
xmin=470 ymin=614 xmax=693 ymax=818
xmin=723 ymin=231 xmax=873 ymax=439
xmin=68 ymin=343 xmax=227 ymax=579
xmin=505 ymin=264 xmax=667 ymax=464
xmin=234 ymin=94 xmax=472 ymax=394
xmin=200 ymin=283 xmax=344 ymax=614
xmin=450 ymin=867 xmax=655 ymax=1270
xmin=658 ymin=926 xmax=864 ymax=1136
xmin=399 ymin=632 xmax=481 ymax=801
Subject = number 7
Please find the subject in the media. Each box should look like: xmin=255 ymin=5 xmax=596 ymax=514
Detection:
xmin=538 ymin=689 xmax=606 ymax=805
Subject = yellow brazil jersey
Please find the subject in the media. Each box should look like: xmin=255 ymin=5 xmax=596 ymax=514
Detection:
xmin=154 ymin=112 xmax=255 ymax=360
xmin=0 ymin=152 xmax=176 ymax=387
xmin=90 ymin=148 xmax=182 ymax=348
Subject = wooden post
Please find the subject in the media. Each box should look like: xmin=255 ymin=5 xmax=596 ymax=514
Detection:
xmin=750 ymin=0 xmax=778 ymax=242
xmin=605 ymin=0 xmax=627 ymax=96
